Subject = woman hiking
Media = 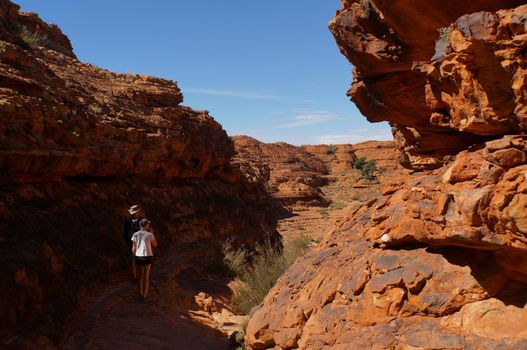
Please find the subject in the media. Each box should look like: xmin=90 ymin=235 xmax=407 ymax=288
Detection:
xmin=131 ymin=218 xmax=157 ymax=302
xmin=124 ymin=204 xmax=143 ymax=281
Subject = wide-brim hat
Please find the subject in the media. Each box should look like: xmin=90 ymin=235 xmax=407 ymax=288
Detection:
xmin=128 ymin=205 xmax=142 ymax=215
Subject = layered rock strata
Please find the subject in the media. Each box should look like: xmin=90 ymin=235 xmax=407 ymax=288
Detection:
xmin=0 ymin=1 xmax=277 ymax=347
xmin=233 ymin=136 xmax=331 ymax=208
xmin=246 ymin=137 xmax=527 ymax=349
xmin=330 ymin=0 xmax=527 ymax=169
xmin=233 ymin=137 xmax=400 ymax=209
xmin=247 ymin=2 xmax=527 ymax=349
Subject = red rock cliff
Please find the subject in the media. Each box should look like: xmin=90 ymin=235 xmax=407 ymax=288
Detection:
xmin=233 ymin=136 xmax=330 ymax=208
xmin=246 ymin=2 xmax=527 ymax=349
xmin=330 ymin=0 xmax=527 ymax=170
xmin=233 ymin=137 xmax=400 ymax=209
xmin=0 ymin=1 xmax=278 ymax=347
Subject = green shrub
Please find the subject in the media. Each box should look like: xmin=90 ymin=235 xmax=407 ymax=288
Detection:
xmin=234 ymin=330 xmax=246 ymax=350
xmin=353 ymin=156 xmax=379 ymax=180
xmin=224 ymin=235 xmax=311 ymax=314
xmin=326 ymin=144 xmax=338 ymax=155
xmin=287 ymin=234 xmax=311 ymax=258
xmin=361 ymin=159 xmax=378 ymax=180
xmin=18 ymin=26 xmax=42 ymax=48
xmin=353 ymin=156 xmax=367 ymax=170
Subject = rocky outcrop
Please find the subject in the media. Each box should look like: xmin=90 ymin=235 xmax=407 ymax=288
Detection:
xmin=0 ymin=2 xmax=277 ymax=347
xmin=330 ymin=0 xmax=527 ymax=169
xmin=233 ymin=136 xmax=331 ymax=208
xmin=246 ymin=135 xmax=527 ymax=350
xmin=0 ymin=0 xmax=74 ymax=58
xmin=233 ymin=137 xmax=402 ymax=246
xmin=348 ymin=140 xmax=399 ymax=173
xmin=301 ymin=144 xmax=356 ymax=173
xmin=233 ymin=137 xmax=400 ymax=209
xmin=246 ymin=2 xmax=527 ymax=349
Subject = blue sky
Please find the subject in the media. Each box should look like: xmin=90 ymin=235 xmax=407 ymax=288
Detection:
xmin=16 ymin=0 xmax=392 ymax=145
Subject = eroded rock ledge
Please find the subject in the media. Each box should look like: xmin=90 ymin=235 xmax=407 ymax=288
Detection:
xmin=0 ymin=1 xmax=278 ymax=347
xmin=330 ymin=0 xmax=527 ymax=169
xmin=246 ymin=137 xmax=527 ymax=349
xmin=246 ymin=1 xmax=527 ymax=349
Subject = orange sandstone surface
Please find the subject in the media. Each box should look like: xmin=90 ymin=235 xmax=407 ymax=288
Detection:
xmin=0 ymin=1 xmax=278 ymax=348
xmin=246 ymin=1 xmax=527 ymax=349
xmin=233 ymin=136 xmax=402 ymax=244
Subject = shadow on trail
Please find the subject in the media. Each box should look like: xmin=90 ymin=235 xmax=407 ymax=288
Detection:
xmin=63 ymin=244 xmax=234 ymax=350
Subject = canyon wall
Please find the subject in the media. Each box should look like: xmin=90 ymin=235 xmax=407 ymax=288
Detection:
xmin=233 ymin=136 xmax=400 ymax=210
xmin=0 ymin=1 xmax=277 ymax=347
xmin=330 ymin=0 xmax=526 ymax=170
xmin=246 ymin=1 xmax=527 ymax=349
xmin=233 ymin=136 xmax=330 ymax=208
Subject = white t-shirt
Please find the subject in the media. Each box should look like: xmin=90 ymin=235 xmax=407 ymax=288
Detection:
xmin=131 ymin=230 xmax=156 ymax=257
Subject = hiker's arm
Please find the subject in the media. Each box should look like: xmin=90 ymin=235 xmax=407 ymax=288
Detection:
xmin=132 ymin=240 xmax=136 ymax=254
xmin=151 ymin=234 xmax=157 ymax=248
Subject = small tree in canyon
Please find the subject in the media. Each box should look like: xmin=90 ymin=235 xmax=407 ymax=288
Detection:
xmin=353 ymin=156 xmax=381 ymax=180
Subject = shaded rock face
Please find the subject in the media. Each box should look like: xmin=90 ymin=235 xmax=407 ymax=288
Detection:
xmin=330 ymin=0 xmax=527 ymax=170
xmin=246 ymin=136 xmax=527 ymax=349
xmin=0 ymin=1 xmax=278 ymax=346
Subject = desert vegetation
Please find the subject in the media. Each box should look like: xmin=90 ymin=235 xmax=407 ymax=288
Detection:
xmin=353 ymin=156 xmax=384 ymax=180
xmin=14 ymin=25 xmax=42 ymax=48
xmin=325 ymin=144 xmax=338 ymax=155
xmin=223 ymin=235 xmax=311 ymax=314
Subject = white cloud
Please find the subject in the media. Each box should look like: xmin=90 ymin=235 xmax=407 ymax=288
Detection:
xmin=315 ymin=128 xmax=393 ymax=144
xmin=273 ymin=111 xmax=347 ymax=128
xmin=184 ymin=88 xmax=282 ymax=100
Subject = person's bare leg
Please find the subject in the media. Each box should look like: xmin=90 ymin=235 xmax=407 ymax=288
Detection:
xmin=143 ymin=264 xmax=152 ymax=298
xmin=137 ymin=265 xmax=144 ymax=298
xmin=131 ymin=253 xmax=137 ymax=280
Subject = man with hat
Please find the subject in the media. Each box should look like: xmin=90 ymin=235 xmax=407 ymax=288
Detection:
xmin=124 ymin=204 xmax=143 ymax=281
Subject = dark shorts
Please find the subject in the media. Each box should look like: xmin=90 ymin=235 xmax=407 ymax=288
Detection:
xmin=135 ymin=256 xmax=154 ymax=266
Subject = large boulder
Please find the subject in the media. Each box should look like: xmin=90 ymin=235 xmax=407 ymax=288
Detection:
xmin=330 ymin=0 xmax=527 ymax=169
xmin=246 ymin=135 xmax=527 ymax=349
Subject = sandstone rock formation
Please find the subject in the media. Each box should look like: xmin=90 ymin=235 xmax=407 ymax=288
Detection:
xmin=0 ymin=1 xmax=278 ymax=347
xmin=246 ymin=1 xmax=527 ymax=349
xmin=233 ymin=136 xmax=400 ymax=210
xmin=301 ymin=144 xmax=356 ymax=173
xmin=246 ymin=137 xmax=527 ymax=350
xmin=330 ymin=0 xmax=527 ymax=169
xmin=233 ymin=137 xmax=403 ymax=250
xmin=233 ymin=136 xmax=331 ymax=208
xmin=348 ymin=140 xmax=398 ymax=173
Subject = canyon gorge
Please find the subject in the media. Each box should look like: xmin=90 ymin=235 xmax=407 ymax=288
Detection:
xmin=246 ymin=0 xmax=527 ymax=349
xmin=1 ymin=0 xmax=527 ymax=349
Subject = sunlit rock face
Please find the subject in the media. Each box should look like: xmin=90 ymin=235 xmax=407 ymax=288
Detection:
xmin=246 ymin=1 xmax=527 ymax=349
xmin=232 ymin=136 xmax=331 ymax=208
xmin=329 ymin=0 xmax=527 ymax=170
xmin=0 ymin=1 xmax=278 ymax=347
xmin=247 ymin=134 xmax=527 ymax=350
